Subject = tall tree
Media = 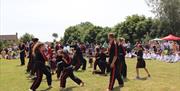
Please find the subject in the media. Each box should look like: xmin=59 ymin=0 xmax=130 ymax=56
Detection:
xmin=20 ymin=33 xmax=34 ymax=43
xmin=114 ymin=15 xmax=157 ymax=44
xmin=146 ymin=0 xmax=180 ymax=36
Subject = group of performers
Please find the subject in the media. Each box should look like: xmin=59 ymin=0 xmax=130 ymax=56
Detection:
xmin=24 ymin=33 xmax=151 ymax=91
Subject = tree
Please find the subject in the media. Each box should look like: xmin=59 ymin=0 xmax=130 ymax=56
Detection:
xmin=63 ymin=15 xmax=159 ymax=44
xmin=113 ymin=15 xmax=157 ymax=44
xmin=20 ymin=33 xmax=34 ymax=43
xmin=63 ymin=22 xmax=94 ymax=44
xmin=83 ymin=26 xmax=103 ymax=43
xmin=52 ymin=33 xmax=58 ymax=41
xmin=146 ymin=0 xmax=180 ymax=36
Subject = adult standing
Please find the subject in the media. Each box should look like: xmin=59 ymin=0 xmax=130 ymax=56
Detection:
xmin=107 ymin=33 xmax=124 ymax=91
xmin=19 ymin=42 xmax=26 ymax=65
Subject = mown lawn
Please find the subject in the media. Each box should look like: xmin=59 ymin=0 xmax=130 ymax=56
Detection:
xmin=0 ymin=58 xmax=180 ymax=91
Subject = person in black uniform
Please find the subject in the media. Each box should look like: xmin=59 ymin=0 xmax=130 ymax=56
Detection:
xmin=136 ymin=44 xmax=151 ymax=79
xmin=93 ymin=47 xmax=108 ymax=75
xmin=118 ymin=38 xmax=127 ymax=80
xmin=29 ymin=43 xmax=52 ymax=91
xmin=56 ymin=49 xmax=64 ymax=79
xmin=26 ymin=38 xmax=39 ymax=75
xmin=107 ymin=33 xmax=124 ymax=91
xmin=71 ymin=45 xmax=86 ymax=71
xmin=19 ymin=42 xmax=26 ymax=65
xmin=60 ymin=49 xmax=84 ymax=91
xmin=87 ymin=48 xmax=93 ymax=68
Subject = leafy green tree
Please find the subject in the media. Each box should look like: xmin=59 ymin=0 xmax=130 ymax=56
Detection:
xmin=146 ymin=0 xmax=180 ymax=36
xmin=114 ymin=15 xmax=157 ymax=44
xmin=20 ymin=33 xmax=34 ymax=43
xmin=63 ymin=22 xmax=94 ymax=44
xmin=83 ymin=26 xmax=103 ymax=43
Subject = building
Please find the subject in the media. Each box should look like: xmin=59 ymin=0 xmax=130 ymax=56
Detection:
xmin=0 ymin=33 xmax=18 ymax=42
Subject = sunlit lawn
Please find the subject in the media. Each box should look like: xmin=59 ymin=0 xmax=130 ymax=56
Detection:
xmin=0 ymin=58 xmax=180 ymax=91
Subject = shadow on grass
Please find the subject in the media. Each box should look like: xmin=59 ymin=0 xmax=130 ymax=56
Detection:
xmin=16 ymin=65 xmax=24 ymax=67
xmin=134 ymin=77 xmax=148 ymax=80
xmin=38 ymin=87 xmax=52 ymax=91
xmin=74 ymin=70 xmax=85 ymax=72
xmin=64 ymin=86 xmax=77 ymax=91
xmin=113 ymin=86 xmax=121 ymax=91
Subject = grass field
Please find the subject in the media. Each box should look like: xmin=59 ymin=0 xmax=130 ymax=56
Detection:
xmin=0 ymin=58 xmax=180 ymax=91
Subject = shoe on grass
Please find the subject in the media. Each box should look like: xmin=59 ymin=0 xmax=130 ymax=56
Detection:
xmin=106 ymin=89 xmax=112 ymax=91
xmin=147 ymin=74 xmax=151 ymax=79
xmin=80 ymin=82 xmax=84 ymax=87
xmin=28 ymin=89 xmax=33 ymax=91
xmin=60 ymin=87 xmax=65 ymax=91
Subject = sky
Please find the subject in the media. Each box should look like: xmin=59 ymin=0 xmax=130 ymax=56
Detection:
xmin=0 ymin=0 xmax=154 ymax=42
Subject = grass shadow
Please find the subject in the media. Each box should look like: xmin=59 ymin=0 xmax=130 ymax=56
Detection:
xmin=38 ymin=87 xmax=52 ymax=91
xmin=64 ymin=86 xmax=77 ymax=91
xmin=134 ymin=77 xmax=148 ymax=80
xmin=123 ymin=78 xmax=130 ymax=82
xmin=74 ymin=70 xmax=85 ymax=72
xmin=113 ymin=86 xmax=121 ymax=91
xmin=16 ymin=65 xmax=23 ymax=67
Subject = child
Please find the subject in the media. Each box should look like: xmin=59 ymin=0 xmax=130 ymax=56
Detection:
xmin=72 ymin=45 xmax=86 ymax=71
xmin=136 ymin=45 xmax=151 ymax=79
xmin=93 ymin=47 xmax=108 ymax=75
xmin=56 ymin=49 xmax=64 ymax=79
xmin=29 ymin=43 xmax=52 ymax=91
xmin=93 ymin=47 xmax=100 ymax=71
xmin=50 ymin=51 xmax=56 ymax=74
xmin=60 ymin=49 xmax=84 ymax=91
xmin=88 ymin=48 xmax=93 ymax=68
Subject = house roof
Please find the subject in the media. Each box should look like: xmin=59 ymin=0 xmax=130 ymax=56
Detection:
xmin=0 ymin=35 xmax=18 ymax=41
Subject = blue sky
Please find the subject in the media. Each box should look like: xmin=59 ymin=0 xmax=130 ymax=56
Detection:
xmin=0 ymin=0 xmax=154 ymax=42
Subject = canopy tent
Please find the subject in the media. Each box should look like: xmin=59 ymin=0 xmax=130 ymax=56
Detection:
xmin=161 ymin=34 xmax=180 ymax=41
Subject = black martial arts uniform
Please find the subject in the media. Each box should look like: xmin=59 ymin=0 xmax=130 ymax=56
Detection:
xmin=108 ymin=41 xmax=124 ymax=90
xmin=60 ymin=55 xmax=83 ymax=88
xmin=136 ymin=50 xmax=146 ymax=68
xmin=72 ymin=45 xmax=86 ymax=71
xmin=93 ymin=51 xmax=107 ymax=74
xmin=118 ymin=44 xmax=127 ymax=79
xmin=19 ymin=43 xmax=26 ymax=65
xmin=30 ymin=50 xmax=52 ymax=91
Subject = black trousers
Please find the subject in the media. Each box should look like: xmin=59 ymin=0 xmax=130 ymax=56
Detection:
xmin=30 ymin=63 xmax=52 ymax=90
xmin=27 ymin=57 xmax=32 ymax=72
xmin=30 ymin=61 xmax=36 ymax=76
xmin=98 ymin=61 xmax=107 ymax=74
xmin=20 ymin=54 xmax=25 ymax=65
xmin=121 ymin=60 xmax=127 ymax=79
xmin=60 ymin=67 xmax=82 ymax=88
xmin=93 ymin=59 xmax=98 ymax=70
xmin=108 ymin=65 xmax=124 ymax=90
xmin=56 ymin=61 xmax=64 ymax=79
xmin=74 ymin=57 xmax=86 ymax=71
xmin=106 ymin=63 xmax=111 ymax=73
xmin=94 ymin=60 xmax=107 ymax=74
xmin=81 ymin=58 xmax=86 ymax=70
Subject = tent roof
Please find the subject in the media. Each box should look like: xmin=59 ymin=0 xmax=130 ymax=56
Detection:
xmin=161 ymin=34 xmax=180 ymax=41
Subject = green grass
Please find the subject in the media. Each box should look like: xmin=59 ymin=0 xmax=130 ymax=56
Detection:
xmin=0 ymin=58 xmax=180 ymax=91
